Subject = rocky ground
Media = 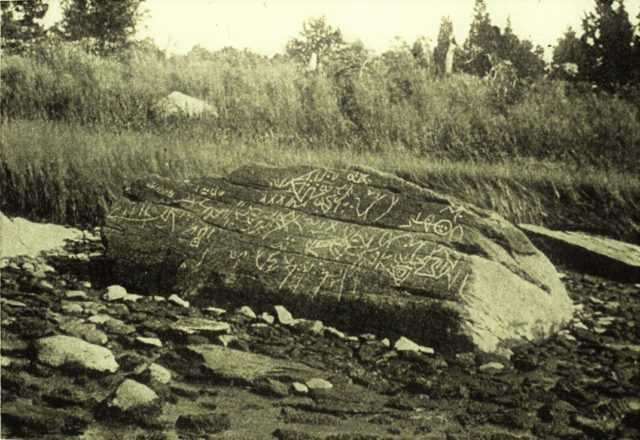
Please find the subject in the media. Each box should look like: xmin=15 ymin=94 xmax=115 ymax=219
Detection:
xmin=1 ymin=232 xmax=639 ymax=440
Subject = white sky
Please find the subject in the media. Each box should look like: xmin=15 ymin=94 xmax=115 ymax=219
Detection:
xmin=42 ymin=0 xmax=640 ymax=58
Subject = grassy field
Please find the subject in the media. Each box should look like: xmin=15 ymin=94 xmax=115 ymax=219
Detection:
xmin=2 ymin=118 xmax=639 ymax=243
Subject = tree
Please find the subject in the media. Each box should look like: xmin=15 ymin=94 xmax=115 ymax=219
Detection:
xmin=285 ymin=16 xmax=345 ymax=68
xmin=551 ymin=27 xmax=584 ymax=79
xmin=59 ymin=0 xmax=145 ymax=54
xmin=433 ymin=16 xmax=455 ymax=75
xmin=411 ymin=36 xmax=433 ymax=70
xmin=1 ymin=0 xmax=49 ymax=54
xmin=579 ymin=0 xmax=636 ymax=89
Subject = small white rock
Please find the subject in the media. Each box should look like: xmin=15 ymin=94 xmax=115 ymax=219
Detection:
xmin=88 ymin=314 xmax=111 ymax=325
xmin=259 ymin=312 xmax=275 ymax=325
xmin=123 ymin=293 xmax=144 ymax=302
xmin=324 ymin=327 xmax=346 ymax=339
xmin=205 ymin=306 xmax=226 ymax=315
xmin=152 ymin=296 xmax=166 ymax=302
xmin=146 ymin=363 xmax=172 ymax=384
xmin=479 ymin=361 xmax=505 ymax=372
xmin=381 ymin=338 xmax=391 ymax=347
xmin=61 ymin=302 xmax=84 ymax=314
xmin=394 ymin=336 xmax=435 ymax=354
xmin=103 ymin=285 xmax=127 ymax=302
xmin=136 ymin=337 xmax=163 ymax=348
xmin=273 ymin=305 xmax=295 ymax=325
xmin=290 ymin=382 xmax=309 ymax=395
xmin=109 ymin=379 xmax=158 ymax=412
xmin=168 ymin=294 xmax=189 ymax=308
xmin=65 ymin=290 xmax=87 ymax=300
xmin=1 ymin=299 xmax=27 ymax=308
xmin=305 ymin=378 xmax=333 ymax=390
xmin=237 ymin=306 xmax=257 ymax=319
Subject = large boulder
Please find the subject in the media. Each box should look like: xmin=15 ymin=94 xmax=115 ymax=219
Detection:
xmin=151 ymin=91 xmax=218 ymax=120
xmin=519 ymin=224 xmax=640 ymax=283
xmin=103 ymin=165 xmax=573 ymax=353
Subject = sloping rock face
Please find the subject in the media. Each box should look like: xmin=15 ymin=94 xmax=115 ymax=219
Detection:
xmin=520 ymin=224 xmax=640 ymax=283
xmin=103 ymin=165 xmax=573 ymax=353
xmin=151 ymin=91 xmax=218 ymax=119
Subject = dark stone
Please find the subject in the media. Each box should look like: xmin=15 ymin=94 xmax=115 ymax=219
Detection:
xmin=103 ymin=166 xmax=571 ymax=353
xmin=252 ymin=378 xmax=290 ymax=398
xmin=175 ymin=413 xmax=231 ymax=433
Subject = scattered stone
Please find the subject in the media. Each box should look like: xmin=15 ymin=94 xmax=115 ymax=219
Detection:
xmin=152 ymin=296 xmax=166 ymax=302
xmin=175 ymin=413 xmax=231 ymax=434
xmin=136 ymin=336 xmax=163 ymax=348
xmin=103 ymin=317 xmax=136 ymax=336
xmin=324 ymin=327 xmax=346 ymax=339
xmin=479 ymin=361 xmax=506 ymax=373
xmin=305 ymin=378 xmax=333 ymax=391
xmin=260 ymin=312 xmax=275 ymax=324
xmin=35 ymin=335 xmax=118 ymax=373
xmin=294 ymin=319 xmax=324 ymax=334
xmin=205 ymin=306 xmax=226 ymax=315
xmin=106 ymin=379 xmax=161 ymax=422
xmin=59 ymin=319 xmax=108 ymax=345
xmin=381 ymin=338 xmax=390 ymax=347
xmin=345 ymin=335 xmax=359 ymax=343
xmin=36 ymin=280 xmax=54 ymax=291
xmin=88 ymin=314 xmax=111 ymax=325
xmin=80 ymin=281 xmax=92 ymax=289
xmin=168 ymin=294 xmax=189 ymax=308
xmin=141 ymin=363 xmax=172 ymax=384
xmin=218 ymin=334 xmax=239 ymax=348
xmin=394 ymin=336 xmax=435 ymax=354
xmin=123 ymin=293 xmax=144 ymax=302
xmin=171 ymin=317 xmax=230 ymax=335
xmin=102 ymin=285 xmax=127 ymax=301
xmin=1 ymin=356 xmax=11 ymax=367
xmin=291 ymin=382 xmax=309 ymax=395
xmin=65 ymin=290 xmax=87 ymax=300
xmin=274 ymin=305 xmax=295 ymax=326
xmin=237 ymin=305 xmax=257 ymax=319
xmin=572 ymin=321 xmax=589 ymax=331
xmin=61 ymin=302 xmax=84 ymax=314
xmin=1 ymin=298 xmax=27 ymax=307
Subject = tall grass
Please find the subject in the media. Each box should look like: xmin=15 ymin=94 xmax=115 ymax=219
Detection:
xmin=2 ymin=40 xmax=639 ymax=170
xmin=2 ymin=119 xmax=639 ymax=243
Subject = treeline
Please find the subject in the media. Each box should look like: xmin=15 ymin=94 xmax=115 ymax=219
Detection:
xmin=1 ymin=0 xmax=639 ymax=171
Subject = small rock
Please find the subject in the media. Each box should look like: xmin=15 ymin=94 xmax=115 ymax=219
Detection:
xmin=253 ymin=378 xmax=289 ymax=398
xmin=205 ymin=306 xmax=226 ymax=315
xmin=59 ymin=319 xmax=108 ymax=345
xmin=394 ymin=336 xmax=435 ymax=354
xmin=168 ymin=294 xmax=189 ymax=308
xmin=381 ymin=338 xmax=390 ymax=347
xmin=88 ymin=314 xmax=111 ymax=325
xmin=41 ymin=264 xmax=55 ymax=273
xmin=295 ymin=319 xmax=324 ymax=335
xmin=291 ymin=382 xmax=309 ymax=395
xmin=572 ymin=321 xmax=589 ymax=331
xmin=123 ymin=293 xmax=144 ymax=302
xmin=305 ymin=378 xmax=333 ymax=390
xmin=479 ymin=361 xmax=506 ymax=373
xmin=175 ymin=413 xmax=231 ymax=433
xmin=106 ymin=379 xmax=161 ymax=420
xmin=37 ymin=280 xmax=54 ymax=291
xmin=61 ymin=302 xmax=84 ymax=314
xmin=260 ymin=312 xmax=275 ymax=324
xmin=102 ymin=317 xmax=136 ymax=335
xmin=274 ymin=305 xmax=295 ymax=325
xmin=152 ymin=296 xmax=166 ymax=302
xmin=65 ymin=290 xmax=87 ymax=300
xmin=102 ymin=285 xmax=127 ymax=302
xmin=237 ymin=306 xmax=257 ymax=319
xmin=345 ymin=336 xmax=359 ymax=343
xmin=1 ymin=356 xmax=11 ymax=367
xmin=80 ymin=281 xmax=92 ymax=289
xmin=142 ymin=363 xmax=172 ymax=384
xmin=136 ymin=336 xmax=163 ymax=348
xmin=324 ymin=326 xmax=345 ymax=339
xmin=1 ymin=299 xmax=27 ymax=308
xmin=36 ymin=335 xmax=118 ymax=373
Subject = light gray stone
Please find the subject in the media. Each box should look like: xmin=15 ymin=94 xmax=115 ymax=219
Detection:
xmin=36 ymin=335 xmax=118 ymax=373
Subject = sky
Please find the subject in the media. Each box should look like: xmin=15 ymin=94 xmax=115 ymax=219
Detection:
xmin=42 ymin=0 xmax=640 ymax=59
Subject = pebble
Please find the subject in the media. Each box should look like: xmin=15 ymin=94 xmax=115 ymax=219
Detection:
xmin=290 ymin=382 xmax=309 ymax=395
xmin=136 ymin=336 xmax=163 ymax=348
xmin=144 ymin=363 xmax=172 ymax=384
xmin=168 ymin=294 xmax=189 ymax=308
xmin=1 ymin=299 xmax=27 ymax=308
xmin=65 ymin=290 xmax=87 ymax=300
xmin=324 ymin=326 xmax=346 ymax=339
xmin=123 ymin=293 xmax=144 ymax=302
xmin=260 ymin=312 xmax=275 ymax=324
xmin=305 ymin=378 xmax=333 ymax=390
xmin=237 ymin=306 xmax=257 ymax=319
xmin=479 ymin=361 xmax=506 ymax=373
xmin=274 ymin=305 xmax=295 ymax=325
xmin=80 ymin=281 xmax=92 ymax=289
xmin=102 ymin=285 xmax=127 ymax=302
xmin=394 ymin=336 xmax=435 ymax=354
xmin=206 ymin=306 xmax=226 ymax=315
xmin=381 ymin=338 xmax=390 ymax=347
xmin=61 ymin=302 xmax=84 ymax=314
xmin=35 ymin=335 xmax=118 ymax=373
xmin=88 ymin=314 xmax=111 ymax=325
xmin=171 ymin=317 xmax=230 ymax=335
xmin=152 ymin=296 xmax=166 ymax=302
xmin=37 ymin=280 xmax=54 ymax=291
xmin=572 ymin=321 xmax=589 ymax=331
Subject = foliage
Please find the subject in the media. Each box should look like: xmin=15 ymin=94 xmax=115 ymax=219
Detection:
xmin=1 ymin=0 xmax=49 ymax=54
xmin=433 ymin=16 xmax=454 ymax=75
xmin=285 ymin=16 xmax=345 ymax=67
xmin=58 ymin=0 xmax=145 ymax=55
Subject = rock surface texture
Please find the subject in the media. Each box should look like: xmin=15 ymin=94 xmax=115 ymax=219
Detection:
xmin=520 ymin=224 xmax=640 ymax=283
xmin=103 ymin=165 xmax=573 ymax=353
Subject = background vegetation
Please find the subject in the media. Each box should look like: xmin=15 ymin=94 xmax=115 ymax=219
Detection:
xmin=1 ymin=0 xmax=639 ymax=242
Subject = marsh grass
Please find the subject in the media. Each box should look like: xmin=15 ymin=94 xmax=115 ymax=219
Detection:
xmin=2 ymin=119 xmax=638 ymax=242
